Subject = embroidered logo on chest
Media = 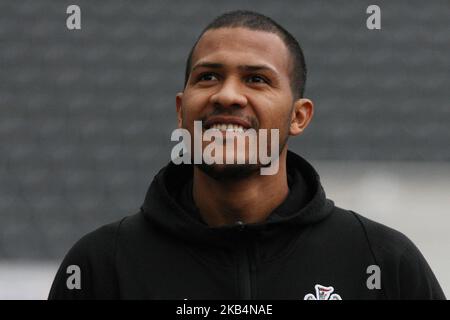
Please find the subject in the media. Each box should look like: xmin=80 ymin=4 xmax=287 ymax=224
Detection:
xmin=304 ymin=284 xmax=342 ymax=300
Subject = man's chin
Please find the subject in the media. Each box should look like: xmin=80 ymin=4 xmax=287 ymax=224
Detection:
xmin=195 ymin=163 xmax=262 ymax=181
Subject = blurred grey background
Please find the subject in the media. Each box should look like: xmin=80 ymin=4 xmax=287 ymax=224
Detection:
xmin=0 ymin=0 xmax=449 ymax=298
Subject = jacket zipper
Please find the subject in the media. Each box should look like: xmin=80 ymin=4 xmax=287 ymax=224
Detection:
xmin=236 ymin=221 xmax=253 ymax=300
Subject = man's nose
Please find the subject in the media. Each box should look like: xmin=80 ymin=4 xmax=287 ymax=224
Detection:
xmin=209 ymin=78 xmax=248 ymax=108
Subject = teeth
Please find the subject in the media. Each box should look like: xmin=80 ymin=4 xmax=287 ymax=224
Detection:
xmin=210 ymin=123 xmax=245 ymax=132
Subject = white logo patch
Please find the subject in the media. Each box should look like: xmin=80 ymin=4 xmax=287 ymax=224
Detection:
xmin=304 ymin=284 xmax=342 ymax=300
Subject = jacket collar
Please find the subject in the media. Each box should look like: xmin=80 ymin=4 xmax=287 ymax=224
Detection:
xmin=141 ymin=150 xmax=335 ymax=249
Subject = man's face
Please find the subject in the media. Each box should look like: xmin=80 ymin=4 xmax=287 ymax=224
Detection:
xmin=176 ymin=27 xmax=299 ymax=179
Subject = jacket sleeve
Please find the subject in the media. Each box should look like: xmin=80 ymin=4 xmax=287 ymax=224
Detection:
xmin=395 ymin=238 xmax=446 ymax=300
xmin=48 ymin=222 xmax=121 ymax=300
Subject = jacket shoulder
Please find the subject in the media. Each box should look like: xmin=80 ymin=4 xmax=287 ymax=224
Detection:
xmin=349 ymin=210 xmax=445 ymax=299
xmin=350 ymin=211 xmax=415 ymax=257
xmin=48 ymin=216 xmax=129 ymax=299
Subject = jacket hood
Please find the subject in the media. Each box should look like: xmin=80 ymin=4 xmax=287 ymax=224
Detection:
xmin=141 ymin=150 xmax=335 ymax=249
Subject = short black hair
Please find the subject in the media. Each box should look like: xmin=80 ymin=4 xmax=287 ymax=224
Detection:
xmin=183 ymin=10 xmax=307 ymax=98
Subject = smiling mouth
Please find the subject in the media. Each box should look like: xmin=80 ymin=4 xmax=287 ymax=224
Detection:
xmin=208 ymin=123 xmax=246 ymax=132
xmin=203 ymin=116 xmax=253 ymax=132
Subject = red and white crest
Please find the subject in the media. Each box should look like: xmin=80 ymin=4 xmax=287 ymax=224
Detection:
xmin=304 ymin=284 xmax=342 ymax=300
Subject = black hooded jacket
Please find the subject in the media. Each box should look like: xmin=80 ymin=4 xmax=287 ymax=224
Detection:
xmin=49 ymin=151 xmax=445 ymax=300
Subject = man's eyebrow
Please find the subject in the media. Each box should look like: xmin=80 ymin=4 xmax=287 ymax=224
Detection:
xmin=237 ymin=64 xmax=278 ymax=75
xmin=192 ymin=62 xmax=279 ymax=75
xmin=192 ymin=62 xmax=224 ymax=71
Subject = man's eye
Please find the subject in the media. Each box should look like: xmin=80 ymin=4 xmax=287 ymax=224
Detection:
xmin=247 ymin=75 xmax=268 ymax=84
xmin=198 ymin=73 xmax=218 ymax=82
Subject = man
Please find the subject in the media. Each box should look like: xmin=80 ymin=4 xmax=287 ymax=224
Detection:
xmin=49 ymin=10 xmax=445 ymax=300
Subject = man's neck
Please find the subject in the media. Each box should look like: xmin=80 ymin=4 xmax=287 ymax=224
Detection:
xmin=192 ymin=150 xmax=289 ymax=227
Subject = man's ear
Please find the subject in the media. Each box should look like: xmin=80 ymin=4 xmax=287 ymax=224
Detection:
xmin=176 ymin=92 xmax=184 ymax=128
xmin=289 ymin=98 xmax=314 ymax=136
